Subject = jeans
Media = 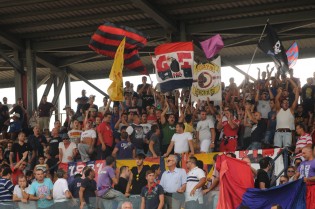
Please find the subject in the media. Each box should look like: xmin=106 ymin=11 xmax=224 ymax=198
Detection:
xmin=185 ymin=200 xmax=202 ymax=209
xmin=78 ymin=143 xmax=91 ymax=162
xmin=274 ymin=132 xmax=292 ymax=147
xmin=100 ymin=189 xmax=127 ymax=209
xmin=129 ymin=195 xmax=141 ymax=209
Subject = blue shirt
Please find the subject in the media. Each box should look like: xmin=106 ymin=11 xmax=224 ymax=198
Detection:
xmin=28 ymin=178 xmax=54 ymax=208
xmin=0 ymin=178 xmax=14 ymax=202
xmin=160 ymin=167 xmax=187 ymax=193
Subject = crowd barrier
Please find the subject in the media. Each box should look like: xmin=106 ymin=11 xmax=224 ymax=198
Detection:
xmin=2 ymin=148 xmax=285 ymax=209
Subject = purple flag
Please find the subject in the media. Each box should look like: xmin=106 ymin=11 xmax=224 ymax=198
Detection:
xmin=200 ymin=34 xmax=224 ymax=59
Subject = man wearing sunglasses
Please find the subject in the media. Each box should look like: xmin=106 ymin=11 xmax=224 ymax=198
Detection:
xmin=160 ymin=155 xmax=186 ymax=209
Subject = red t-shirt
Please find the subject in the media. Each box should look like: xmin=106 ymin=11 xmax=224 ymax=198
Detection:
xmin=97 ymin=122 xmax=113 ymax=147
xmin=222 ymin=117 xmax=240 ymax=136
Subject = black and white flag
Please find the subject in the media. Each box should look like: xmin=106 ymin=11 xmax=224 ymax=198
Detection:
xmin=258 ymin=23 xmax=288 ymax=74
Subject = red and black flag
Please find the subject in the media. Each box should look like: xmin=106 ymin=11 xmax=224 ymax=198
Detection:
xmin=89 ymin=22 xmax=148 ymax=75
xmin=258 ymin=23 xmax=288 ymax=74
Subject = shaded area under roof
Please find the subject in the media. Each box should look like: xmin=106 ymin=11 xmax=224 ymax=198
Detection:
xmin=0 ymin=0 xmax=315 ymax=88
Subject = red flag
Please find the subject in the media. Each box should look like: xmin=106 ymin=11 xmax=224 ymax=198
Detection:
xmin=216 ymin=155 xmax=254 ymax=209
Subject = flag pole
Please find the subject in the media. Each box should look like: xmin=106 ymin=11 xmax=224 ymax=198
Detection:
xmin=243 ymin=19 xmax=269 ymax=88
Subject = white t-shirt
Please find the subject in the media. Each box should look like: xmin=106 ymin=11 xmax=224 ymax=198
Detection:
xmin=196 ymin=119 xmax=214 ymax=141
xmin=185 ymin=166 xmax=205 ymax=203
xmin=257 ymin=100 xmax=271 ymax=119
xmin=13 ymin=185 xmax=29 ymax=198
xmin=58 ymin=142 xmax=77 ymax=163
xmin=53 ymin=178 xmax=69 ymax=202
xmin=81 ymin=129 xmax=97 ymax=141
xmin=171 ymin=132 xmax=192 ymax=154
xmin=141 ymin=123 xmax=152 ymax=135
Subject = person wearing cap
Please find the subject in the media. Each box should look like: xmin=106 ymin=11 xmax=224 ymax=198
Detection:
xmin=59 ymin=133 xmax=77 ymax=163
xmin=38 ymin=95 xmax=55 ymax=131
xmin=53 ymin=168 xmax=73 ymax=208
xmin=4 ymin=113 xmax=22 ymax=140
xmin=78 ymin=120 xmax=96 ymax=162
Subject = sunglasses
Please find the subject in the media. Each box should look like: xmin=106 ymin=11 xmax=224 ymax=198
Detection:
xmin=167 ymin=159 xmax=173 ymax=163
xmin=287 ymin=170 xmax=295 ymax=173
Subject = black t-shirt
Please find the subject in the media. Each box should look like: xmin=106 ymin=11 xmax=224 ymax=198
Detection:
xmin=27 ymin=134 xmax=47 ymax=158
xmin=69 ymin=177 xmax=83 ymax=198
xmin=141 ymin=184 xmax=164 ymax=209
xmin=48 ymin=137 xmax=62 ymax=157
xmin=295 ymin=112 xmax=307 ymax=124
xmin=251 ymin=119 xmax=267 ymax=142
xmin=254 ymin=169 xmax=270 ymax=189
xmin=130 ymin=165 xmax=150 ymax=195
xmin=11 ymin=143 xmax=30 ymax=163
xmin=142 ymin=95 xmax=154 ymax=109
xmin=11 ymin=105 xmax=24 ymax=120
xmin=81 ymin=178 xmax=97 ymax=204
xmin=0 ymin=105 xmax=9 ymax=124
xmin=114 ymin=177 xmax=128 ymax=194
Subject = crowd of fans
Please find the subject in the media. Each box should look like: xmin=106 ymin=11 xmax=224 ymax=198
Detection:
xmin=0 ymin=67 xmax=315 ymax=209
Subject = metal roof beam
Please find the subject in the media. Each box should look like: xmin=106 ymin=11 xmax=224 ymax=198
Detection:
xmin=0 ymin=0 xmax=130 ymax=20
xmin=68 ymin=69 xmax=109 ymax=97
xmin=57 ymin=53 xmax=102 ymax=67
xmin=132 ymin=0 xmax=177 ymax=32
xmin=187 ymin=10 xmax=315 ymax=33
xmin=174 ymin=0 xmax=314 ymax=20
xmin=0 ymin=48 xmax=24 ymax=74
xmin=35 ymin=54 xmax=65 ymax=77
xmin=3 ymin=9 xmax=143 ymax=30
xmin=32 ymin=34 xmax=162 ymax=51
xmin=0 ymin=31 xmax=24 ymax=51
xmin=23 ymin=19 xmax=159 ymax=39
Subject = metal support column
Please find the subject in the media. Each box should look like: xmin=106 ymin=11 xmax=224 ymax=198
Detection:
xmin=13 ymin=50 xmax=23 ymax=101
xmin=25 ymin=40 xmax=37 ymax=117
xmin=65 ymin=73 xmax=71 ymax=107
xmin=42 ymin=76 xmax=53 ymax=99
xmin=52 ymin=73 xmax=66 ymax=121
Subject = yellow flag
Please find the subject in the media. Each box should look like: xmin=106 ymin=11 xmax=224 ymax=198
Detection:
xmin=107 ymin=37 xmax=125 ymax=101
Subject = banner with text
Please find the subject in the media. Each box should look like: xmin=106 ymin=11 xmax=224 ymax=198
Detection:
xmin=191 ymin=56 xmax=222 ymax=102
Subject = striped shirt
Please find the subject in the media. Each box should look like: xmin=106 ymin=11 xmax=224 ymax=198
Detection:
xmin=296 ymin=133 xmax=313 ymax=157
xmin=0 ymin=178 xmax=14 ymax=202
xmin=185 ymin=167 xmax=205 ymax=203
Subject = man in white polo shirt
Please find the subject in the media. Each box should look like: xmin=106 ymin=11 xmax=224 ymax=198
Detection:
xmin=53 ymin=169 xmax=73 ymax=208
xmin=163 ymin=123 xmax=194 ymax=157
xmin=185 ymin=156 xmax=206 ymax=209
xmin=196 ymin=109 xmax=216 ymax=153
